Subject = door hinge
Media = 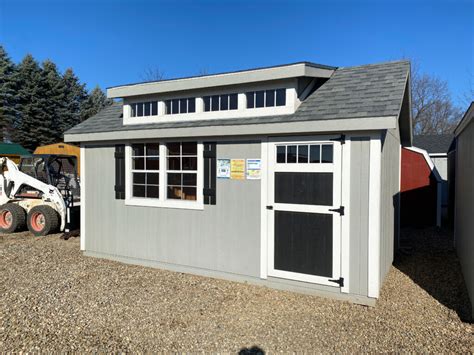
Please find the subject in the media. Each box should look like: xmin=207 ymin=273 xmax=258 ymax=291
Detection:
xmin=330 ymin=134 xmax=345 ymax=144
xmin=329 ymin=206 xmax=345 ymax=215
xmin=329 ymin=277 xmax=344 ymax=287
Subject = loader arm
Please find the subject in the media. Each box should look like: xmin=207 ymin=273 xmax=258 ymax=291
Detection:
xmin=0 ymin=157 xmax=67 ymax=231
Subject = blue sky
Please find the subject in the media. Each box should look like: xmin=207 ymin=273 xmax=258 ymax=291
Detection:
xmin=1 ymin=0 xmax=472 ymax=106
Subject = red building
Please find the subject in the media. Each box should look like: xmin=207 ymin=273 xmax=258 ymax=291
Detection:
xmin=400 ymin=147 xmax=441 ymax=227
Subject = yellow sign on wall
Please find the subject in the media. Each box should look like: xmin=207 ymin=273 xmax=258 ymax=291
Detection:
xmin=230 ymin=159 xmax=245 ymax=180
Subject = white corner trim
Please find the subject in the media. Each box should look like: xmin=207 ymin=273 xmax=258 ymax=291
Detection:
xmin=368 ymin=136 xmax=382 ymax=298
xmin=340 ymin=138 xmax=351 ymax=294
xmin=260 ymin=138 xmax=268 ymax=279
xmin=80 ymin=146 xmax=86 ymax=251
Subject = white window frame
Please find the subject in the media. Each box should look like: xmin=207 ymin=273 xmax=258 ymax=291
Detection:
xmin=125 ymin=141 xmax=204 ymax=210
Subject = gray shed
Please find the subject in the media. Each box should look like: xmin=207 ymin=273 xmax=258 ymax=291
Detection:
xmin=453 ymin=102 xmax=474 ymax=320
xmin=65 ymin=60 xmax=412 ymax=306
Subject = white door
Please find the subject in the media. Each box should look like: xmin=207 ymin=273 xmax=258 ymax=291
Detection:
xmin=267 ymin=136 xmax=343 ymax=287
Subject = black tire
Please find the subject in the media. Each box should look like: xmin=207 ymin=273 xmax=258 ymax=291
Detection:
xmin=27 ymin=205 xmax=60 ymax=236
xmin=0 ymin=203 xmax=26 ymax=233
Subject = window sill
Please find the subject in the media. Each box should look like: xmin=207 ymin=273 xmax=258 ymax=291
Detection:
xmin=125 ymin=197 xmax=204 ymax=210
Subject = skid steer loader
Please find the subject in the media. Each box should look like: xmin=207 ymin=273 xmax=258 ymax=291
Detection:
xmin=0 ymin=155 xmax=80 ymax=236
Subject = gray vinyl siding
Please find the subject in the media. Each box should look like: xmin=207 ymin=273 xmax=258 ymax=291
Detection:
xmin=454 ymin=119 xmax=474 ymax=318
xmin=379 ymin=129 xmax=401 ymax=285
xmin=349 ymin=137 xmax=371 ymax=296
xmin=84 ymin=141 xmax=262 ymax=278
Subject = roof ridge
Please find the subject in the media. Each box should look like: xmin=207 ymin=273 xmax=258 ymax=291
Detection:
xmin=337 ymin=60 xmax=410 ymax=71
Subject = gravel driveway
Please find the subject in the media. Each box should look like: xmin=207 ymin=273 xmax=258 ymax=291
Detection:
xmin=1 ymin=228 xmax=472 ymax=352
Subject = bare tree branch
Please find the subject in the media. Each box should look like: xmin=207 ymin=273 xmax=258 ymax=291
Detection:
xmin=411 ymin=63 xmax=462 ymax=135
xmin=140 ymin=67 xmax=165 ymax=82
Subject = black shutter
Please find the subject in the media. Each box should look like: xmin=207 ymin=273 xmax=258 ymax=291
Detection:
xmin=114 ymin=145 xmax=125 ymax=200
xmin=203 ymin=142 xmax=216 ymax=205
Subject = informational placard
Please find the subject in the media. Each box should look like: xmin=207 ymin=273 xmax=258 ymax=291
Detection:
xmin=230 ymin=159 xmax=245 ymax=180
xmin=217 ymin=159 xmax=231 ymax=179
xmin=246 ymin=159 xmax=262 ymax=180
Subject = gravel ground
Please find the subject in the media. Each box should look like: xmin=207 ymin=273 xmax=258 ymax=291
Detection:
xmin=1 ymin=228 xmax=472 ymax=352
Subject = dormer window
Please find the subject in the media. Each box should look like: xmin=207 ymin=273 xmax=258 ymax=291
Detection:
xmin=131 ymin=101 xmax=158 ymax=117
xmin=246 ymin=88 xmax=286 ymax=108
xmin=203 ymin=93 xmax=238 ymax=112
xmin=164 ymin=97 xmax=196 ymax=115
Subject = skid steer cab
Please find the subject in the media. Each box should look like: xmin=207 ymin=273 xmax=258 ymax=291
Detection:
xmin=0 ymin=155 xmax=80 ymax=236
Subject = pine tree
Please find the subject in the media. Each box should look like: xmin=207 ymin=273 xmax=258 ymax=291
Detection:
xmin=0 ymin=46 xmax=19 ymax=142
xmin=80 ymin=85 xmax=113 ymax=122
xmin=15 ymin=54 xmax=46 ymax=150
xmin=61 ymin=68 xmax=87 ymax=135
xmin=41 ymin=59 xmax=69 ymax=144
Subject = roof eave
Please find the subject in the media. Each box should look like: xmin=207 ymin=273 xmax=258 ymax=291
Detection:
xmin=107 ymin=63 xmax=335 ymax=99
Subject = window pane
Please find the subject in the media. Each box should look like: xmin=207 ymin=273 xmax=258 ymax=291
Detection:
xmin=179 ymin=98 xmax=187 ymax=113
xmin=172 ymin=99 xmax=179 ymax=114
xmin=133 ymin=157 xmax=145 ymax=170
xmin=182 ymin=157 xmax=197 ymax=170
xmin=266 ymin=90 xmax=275 ymax=107
xmin=182 ymin=142 xmax=197 ymax=155
xmin=167 ymin=142 xmax=180 ymax=156
xmin=146 ymin=143 xmax=160 ymax=156
xmin=147 ymin=173 xmax=159 ymax=185
xmin=167 ymin=186 xmax=182 ymax=199
xmin=276 ymin=146 xmax=286 ymax=163
xmin=146 ymin=185 xmax=159 ymax=198
xmin=144 ymin=102 xmax=151 ymax=116
xmin=151 ymin=101 xmax=158 ymax=115
xmin=165 ymin=100 xmax=171 ymax=114
xmin=276 ymin=88 xmax=286 ymax=106
xmin=287 ymin=145 xmax=297 ymax=163
xmin=230 ymin=94 xmax=238 ymax=110
xmin=168 ymin=173 xmax=181 ymax=186
xmin=188 ymin=98 xmax=196 ymax=113
xmin=255 ymin=91 xmax=264 ymax=108
xmin=246 ymin=92 xmax=254 ymax=108
xmin=130 ymin=103 xmax=136 ymax=117
xmin=220 ymin=94 xmax=228 ymax=110
xmin=298 ymin=145 xmax=309 ymax=163
xmin=183 ymin=173 xmax=197 ymax=186
xmin=183 ymin=187 xmax=197 ymax=200
xmin=203 ymin=96 xmax=210 ymax=112
xmin=137 ymin=103 xmax=144 ymax=117
xmin=132 ymin=144 xmax=145 ymax=156
xmin=133 ymin=185 xmax=145 ymax=197
xmin=211 ymin=95 xmax=219 ymax=111
xmin=321 ymin=145 xmax=333 ymax=163
xmin=310 ymin=145 xmax=321 ymax=163
xmin=146 ymin=157 xmax=159 ymax=170
xmin=133 ymin=172 xmax=145 ymax=184
xmin=168 ymin=157 xmax=180 ymax=170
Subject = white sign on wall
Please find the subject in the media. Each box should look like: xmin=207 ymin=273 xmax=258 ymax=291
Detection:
xmin=217 ymin=159 xmax=231 ymax=178
xmin=246 ymin=159 xmax=262 ymax=180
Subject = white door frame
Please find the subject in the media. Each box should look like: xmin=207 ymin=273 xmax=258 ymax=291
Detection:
xmin=265 ymin=135 xmax=343 ymax=287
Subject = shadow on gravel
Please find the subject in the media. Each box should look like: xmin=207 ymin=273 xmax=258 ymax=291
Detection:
xmin=394 ymin=227 xmax=472 ymax=322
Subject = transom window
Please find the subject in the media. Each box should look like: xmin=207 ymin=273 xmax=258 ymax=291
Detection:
xmin=131 ymin=101 xmax=158 ymax=117
xmin=276 ymin=143 xmax=333 ymax=164
xmin=165 ymin=97 xmax=196 ymax=115
xmin=246 ymin=88 xmax=286 ymax=108
xmin=131 ymin=143 xmax=160 ymax=198
xmin=167 ymin=142 xmax=198 ymax=200
xmin=203 ymin=94 xmax=238 ymax=112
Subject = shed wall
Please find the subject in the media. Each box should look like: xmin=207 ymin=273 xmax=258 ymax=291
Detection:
xmin=82 ymin=134 xmax=380 ymax=303
xmin=454 ymin=119 xmax=474 ymax=318
xmin=379 ymin=129 xmax=400 ymax=285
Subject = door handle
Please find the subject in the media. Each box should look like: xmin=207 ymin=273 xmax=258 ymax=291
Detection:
xmin=266 ymin=205 xmax=273 ymax=210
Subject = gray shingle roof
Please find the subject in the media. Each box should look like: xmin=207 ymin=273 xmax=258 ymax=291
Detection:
xmin=66 ymin=60 xmax=409 ymax=136
xmin=413 ymin=134 xmax=455 ymax=154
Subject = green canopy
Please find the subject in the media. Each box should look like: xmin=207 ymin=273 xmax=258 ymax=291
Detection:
xmin=0 ymin=142 xmax=31 ymax=155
